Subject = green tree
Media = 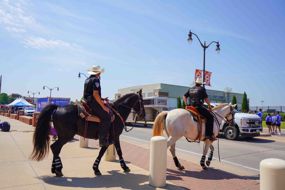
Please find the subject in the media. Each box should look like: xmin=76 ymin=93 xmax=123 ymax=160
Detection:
xmin=177 ymin=96 xmax=182 ymax=108
xmin=182 ymin=99 xmax=186 ymax=109
xmin=0 ymin=93 xmax=9 ymax=104
xmin=231 ymin=95 xmax=237 ymax=109
xmin=8 ymin=96 xmax=15 ymax=104
xmin=241 ymin=92 xmax=248 ymax=112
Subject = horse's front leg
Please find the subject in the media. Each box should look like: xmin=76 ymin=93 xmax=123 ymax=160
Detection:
xmin=200 ymin=140 xmax=211 ymax=170
xmin=93 ymin=146 xmax=108 ymax=176
xmin=114 ymin=139 xmax=130 ymax=173
xmin=206 ymin=144 xmax=214 ymax=167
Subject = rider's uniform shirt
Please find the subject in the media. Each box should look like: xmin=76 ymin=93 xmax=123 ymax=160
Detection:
xmin=92 ymin=76 xmax=101 ymax=97
xmin=184 ymin=86 xmax=208 ymax=106
xmin=83 ymin=75 xmax=102 ymax=106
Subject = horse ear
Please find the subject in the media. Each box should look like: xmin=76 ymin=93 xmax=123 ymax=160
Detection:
xmin=232 ymin=104 xmax=237 ymax=108
xmin=137 ymin=89 xmax=142 ymax=95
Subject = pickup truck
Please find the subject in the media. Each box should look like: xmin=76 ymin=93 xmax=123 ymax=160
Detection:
xmin=220 ymin=111 xmax=262 ymax=140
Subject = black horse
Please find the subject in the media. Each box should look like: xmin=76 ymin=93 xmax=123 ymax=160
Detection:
xmin=31 ymin=90 xmax=145 ymax=177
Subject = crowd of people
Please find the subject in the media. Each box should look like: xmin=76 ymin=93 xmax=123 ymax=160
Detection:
xmin=257 ymin=109 xmax=282 ymax=135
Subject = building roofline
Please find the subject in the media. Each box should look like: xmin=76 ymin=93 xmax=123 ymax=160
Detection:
xmin=119 ymin=82 xmax=242 ymax=94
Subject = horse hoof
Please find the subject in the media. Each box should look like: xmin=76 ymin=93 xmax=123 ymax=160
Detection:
xmin=123 ymin=167 xmax=130 ymax=173
xmin=206 ymin=161 xmax=211 ymax=167
xmin=178 ymin=165 xmax=185 ymax=171
xmin=202 ymin=166 xmax=207 ymax=170
xmin=55 ymin=170 xmax=63 ymax=177
xmin=95 ymin=171 xmax=102 ymax=176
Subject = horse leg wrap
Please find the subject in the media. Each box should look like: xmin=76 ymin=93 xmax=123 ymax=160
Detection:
xmin=51 ymin=157 xmax=63 ymax=175
xmin=93 ymin=159 xmax=102 ymax=175
xmin=93 ymin=159 xmax=100 ymax=171
xmin=120 ymin=159 xmax=130 ymax=172
xmin=200 ymin=155 xmax=206 ymax=169
xmin=206 ymin=151 xmax=213 ymax=166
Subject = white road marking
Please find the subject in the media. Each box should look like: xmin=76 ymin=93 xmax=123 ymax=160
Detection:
xmin=121 ymin=134 xmax=260 ymax=172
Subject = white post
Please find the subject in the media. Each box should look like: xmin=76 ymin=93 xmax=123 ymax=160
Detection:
xmin=105 ymin=144 xmax=116 ymax=161
xmin=79 ymin=137 xmax=88 ymax=148
xmin=149 ymin=136 xmax=167 ymax=187
xmin=260 ymin=158 xmax=285 ymax=190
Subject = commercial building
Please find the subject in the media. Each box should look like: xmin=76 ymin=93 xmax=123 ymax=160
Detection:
xmin=115 ymin=83 xmax=243 ymax=121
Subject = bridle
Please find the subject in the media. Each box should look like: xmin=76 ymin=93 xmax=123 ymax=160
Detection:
xmin=212 ymin=105 xmax=235 ymax=127
xmin=119 ymin=94 xmax=144 ymax=117
xmin=116 ymin=94 xmax=145 ymax=132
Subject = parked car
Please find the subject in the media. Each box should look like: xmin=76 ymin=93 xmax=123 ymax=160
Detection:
xmin=23 ymin=107 xmax=35 ymax=116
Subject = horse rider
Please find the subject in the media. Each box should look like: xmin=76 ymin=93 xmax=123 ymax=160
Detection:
xmin=83 ymin=65 xmax=111 ymax=147
xmin=183 ymin=77 xmax=215 ymax=141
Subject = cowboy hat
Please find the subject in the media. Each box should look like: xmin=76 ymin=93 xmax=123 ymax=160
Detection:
xmin=87 ymin=65 xmax=104 ymax=75
xmin=195 ymin=77 xmax=203 ymax=84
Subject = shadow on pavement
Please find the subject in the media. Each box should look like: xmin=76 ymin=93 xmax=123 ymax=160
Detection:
xmin=167 ymin=168 xmax=258 ymax=181
xmin=241 ymin=138 xmax=275 ymax=143
xmin=41 ymin=170 xmax=186 ymax=190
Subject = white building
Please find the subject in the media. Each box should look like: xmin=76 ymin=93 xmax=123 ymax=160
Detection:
xmin=115 ymin=83 xmax=243 ymax=121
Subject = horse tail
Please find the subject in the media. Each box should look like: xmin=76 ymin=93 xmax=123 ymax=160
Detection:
xmin=152 ymin=111 xmax=168 ymax=136
xmin=30 ymin=104 xmax=58 ymax=161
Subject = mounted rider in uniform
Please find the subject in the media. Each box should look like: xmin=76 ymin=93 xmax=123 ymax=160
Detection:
xmin=183 ymin=77 xmax=215 ymax=141
xmin=83 ymin=65 xmax=111 ymax=147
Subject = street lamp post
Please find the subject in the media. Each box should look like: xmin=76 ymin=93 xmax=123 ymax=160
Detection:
xmin=261 ymin=100 xmax=264 ymax=110
xmin=27 ymin=91 xmax=40 ymax=104
xmin=43 ymin=85 xmax=59 ymax=103
xmin=187 ymin=30 xmax=220 ymax=87
xmin=78 ymin=72 xmax=88 ymax=79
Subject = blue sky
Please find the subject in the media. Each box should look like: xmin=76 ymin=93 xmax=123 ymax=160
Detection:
xmin=0 ymin=0 xmax=285 ymax=106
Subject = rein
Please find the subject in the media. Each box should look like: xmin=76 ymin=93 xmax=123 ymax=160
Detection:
xmin=110 ymin=105 xmax=134 ymax=132
xmin=115 ymin=94 xmax=143 ymax=132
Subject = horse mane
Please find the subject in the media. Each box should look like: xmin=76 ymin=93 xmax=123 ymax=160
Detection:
xmin=212 ymin=103 xmax=228 ymax=111
xmin=113 ymin=93 xmax=136 ymax=107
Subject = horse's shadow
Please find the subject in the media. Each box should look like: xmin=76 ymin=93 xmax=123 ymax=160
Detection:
xmin=167 ymin=168 xmax=258 ymax=181
xmin=41 ymin=170 xmax=186 ymax=190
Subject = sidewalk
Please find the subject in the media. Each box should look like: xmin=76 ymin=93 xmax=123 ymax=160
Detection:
xmin=0 ymin=116 xmax=180 ymax=190
xmin=0 ymin=115 xmax=261 ymax=190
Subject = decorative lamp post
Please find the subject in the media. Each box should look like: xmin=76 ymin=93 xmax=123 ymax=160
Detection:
xmin=43 ymin=85 xmax=59 ymax=103
xmin=187 ymin=30 xmax=220 ymax=87
xmin=27 ymin=91 xmax=40 ymax=104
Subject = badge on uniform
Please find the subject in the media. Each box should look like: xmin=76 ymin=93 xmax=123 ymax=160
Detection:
xmin=95 ymin=82 xmax=100 ymax=88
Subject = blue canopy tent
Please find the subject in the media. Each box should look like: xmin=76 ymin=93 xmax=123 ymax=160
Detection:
xmin=8 ymin=98 xmax=34 ymax=107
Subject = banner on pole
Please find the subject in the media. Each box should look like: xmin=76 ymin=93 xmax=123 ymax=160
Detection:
xmin=194 ymin=69 xmax=212 ymax=86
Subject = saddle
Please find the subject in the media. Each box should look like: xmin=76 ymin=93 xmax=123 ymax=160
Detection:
xmin=185 ymin=106 xmax=206 ymax=141
xmin=77 ymin=100 xmax=101 ymax=123
xmin=77 ymin=99 xmax=116 ymax=123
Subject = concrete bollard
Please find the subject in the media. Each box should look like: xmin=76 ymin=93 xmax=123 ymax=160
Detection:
xmin=105 ymin=144 xmax=116 ymax=161
xmin=79 ymin=137 xmax=88 ymax=148
xmin=149 ymin=136 xmax=167 ymax=188
xmin=260 ymin=158 xmax=285 ymax=190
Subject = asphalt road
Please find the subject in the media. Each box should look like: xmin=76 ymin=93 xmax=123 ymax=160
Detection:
xmin=121 ymin=126 xmax=285 ymax=175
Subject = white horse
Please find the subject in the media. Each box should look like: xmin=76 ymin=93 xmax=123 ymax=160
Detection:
xmin=152 ymin=103 xmax=235 ymax=170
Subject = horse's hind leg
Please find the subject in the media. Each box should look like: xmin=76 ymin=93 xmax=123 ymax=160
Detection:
xmin=200 ymin=140 xmax=211 ymax=170
xmin=168 ymin=136 xmax=184 ymax=170
xmin=50 ymin=138 xmax=69 ymax=177
xmin=93 ymin=146 xmax=108 ymax=176
xmin=114 ymin=139 xmax=130 ymax=173
xmin=206 ymin=144 xmax=214 ymax=167
xmin=170 ymin=143 xmax=185 ymax=170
